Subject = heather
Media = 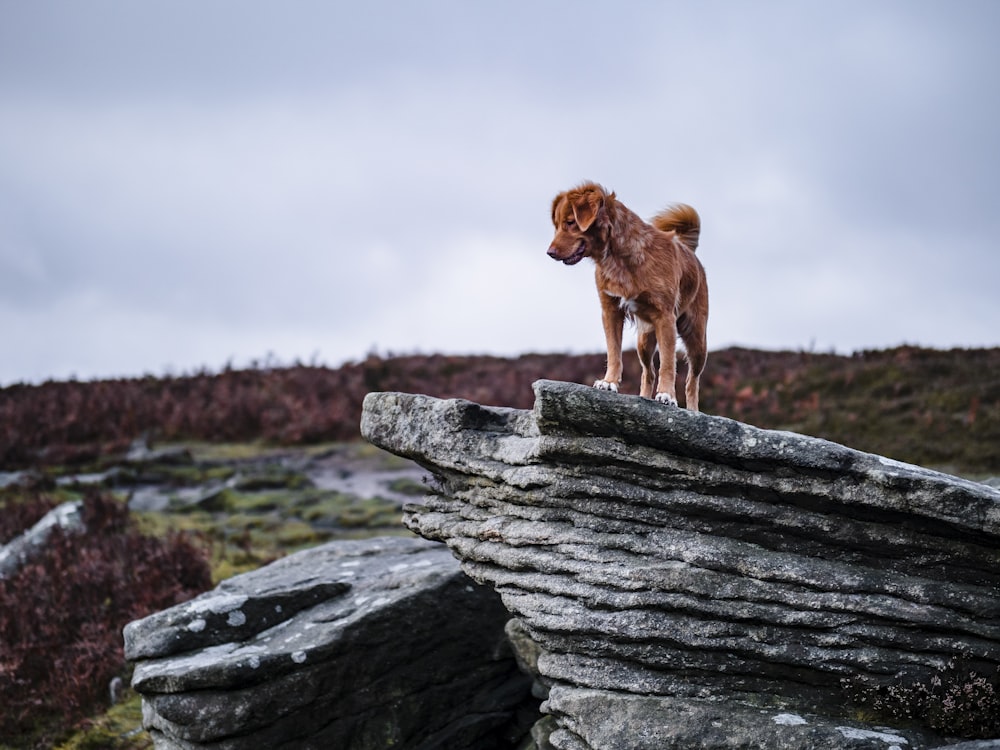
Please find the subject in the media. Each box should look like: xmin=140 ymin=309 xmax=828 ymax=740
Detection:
xmin=2 ymin=346 xmax=998 ymax=476
xmin=0 ymin=490 xmax=58 ymax=544
xmin=0 ymin=354 xmax=594 ymax=469
xmin=0 ymin=490 xmax=212 ymax=747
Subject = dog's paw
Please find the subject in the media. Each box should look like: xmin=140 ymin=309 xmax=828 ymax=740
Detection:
xmin=593 ymin=379 xmax=619 ymax=393
xmin=655 ymin=392 xmax=678 ymax=406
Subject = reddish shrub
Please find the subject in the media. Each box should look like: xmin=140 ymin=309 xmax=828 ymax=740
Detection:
xmin=0 ymin=491 xmax=212 ymax=739
xmin=0 ymin=492 xmax=58 ymax=544
xmin=1 ymin=347 xmax=998 ymax=473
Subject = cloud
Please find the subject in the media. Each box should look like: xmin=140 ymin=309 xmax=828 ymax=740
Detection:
xmin=1 ymin=1 xmax=998 ymax=385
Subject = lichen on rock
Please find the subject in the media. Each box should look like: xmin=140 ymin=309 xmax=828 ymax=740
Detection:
xmin=125 ymin=536 xmax=536 ymax=749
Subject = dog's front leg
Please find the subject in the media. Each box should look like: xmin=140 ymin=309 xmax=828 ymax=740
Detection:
xmin=595 ymin=291 xmax=626 ymax=392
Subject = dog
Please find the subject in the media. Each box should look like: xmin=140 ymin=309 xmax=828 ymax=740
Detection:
xmin=547 ymin=181 xmax=708 ymax=410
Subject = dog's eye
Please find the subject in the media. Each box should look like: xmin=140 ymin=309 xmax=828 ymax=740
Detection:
xmin=564 ymin=218 xmax=576 ymax=228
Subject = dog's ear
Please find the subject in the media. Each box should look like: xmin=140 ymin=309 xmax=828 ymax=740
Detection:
xmin=551 ymin=192 xmax=568 ymax=226
xmin=572 ymin=188 xmax=603 ymax=231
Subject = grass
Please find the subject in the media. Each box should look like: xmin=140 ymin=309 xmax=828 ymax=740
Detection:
xmin=772 ymin=352 xmax=1000 ymax=473
xmin=387 ymin=476 xmax=429 ymax=496
xmin=51 ymin=690 xmax=150 ymax=750
xmin=134 ymin=482 xmax=408 ymax=582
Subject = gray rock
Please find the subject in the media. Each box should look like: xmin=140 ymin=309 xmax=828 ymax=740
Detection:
xmin=361 ymin=380 xmax=1000 ymax=749
xmin=542 ymin=688 xmax=940 ymax=750
xmin=0 ymin=469 xmax=42 ymax=489
xmin=125 ymin=481 xmax=230 ymax=513
xmin=0 ymin=500 xmax=84 ymax=578
xmin=55 ymin=468 xmax=119 ymax=487
xmin=126 ymin=536 xmax=536 ymax=749
xmin=0 ymin=470 xmax=26 ymax=488
xmin=125 ymin=437 xmax=194 ymax=465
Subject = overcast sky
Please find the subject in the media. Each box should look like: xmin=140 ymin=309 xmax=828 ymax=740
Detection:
xmin=1 ymin=1 xmax=998 ymax=385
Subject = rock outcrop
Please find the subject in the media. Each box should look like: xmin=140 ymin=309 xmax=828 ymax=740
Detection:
xmin=125 ymin=536 xmax=537 ymax=749
xmin=361 ymin=380 xmax=1000 ymax=749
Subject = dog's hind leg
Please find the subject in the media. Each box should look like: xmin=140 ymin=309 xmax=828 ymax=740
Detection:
xmin=653 ymin=313 xmax=679 ymax=406
xmin=678 ymin=313 xmax=707 ymax=412
xmin=637 ymin=320 xmax=657 ymax=398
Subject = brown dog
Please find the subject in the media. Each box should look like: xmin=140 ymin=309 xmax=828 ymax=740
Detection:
xmin=547 ymin=181 xmax=708 ymax=410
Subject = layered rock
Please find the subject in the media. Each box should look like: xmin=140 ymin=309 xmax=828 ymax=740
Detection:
xmin=361 ymin=380 xmax=1000 ymax=749
xmin=125 ymin=536 xmax=536 ymax=749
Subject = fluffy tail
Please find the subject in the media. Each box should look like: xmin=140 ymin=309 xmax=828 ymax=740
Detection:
xmin=651 ymin=203 xmax=700 ymax=252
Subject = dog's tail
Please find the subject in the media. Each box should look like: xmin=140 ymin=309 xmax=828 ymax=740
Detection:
xmin=652 ymin=203 xmax=700 ymax=252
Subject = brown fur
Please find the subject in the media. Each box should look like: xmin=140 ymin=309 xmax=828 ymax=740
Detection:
xmin=547 ymin=181 xmax=709 ymax=410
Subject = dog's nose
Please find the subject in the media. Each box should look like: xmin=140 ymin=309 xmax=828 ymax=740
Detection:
xmin=547 ymin=246 xmax=560 ymax=258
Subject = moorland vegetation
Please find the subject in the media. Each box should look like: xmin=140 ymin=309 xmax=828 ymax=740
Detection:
xmin=1 ymin=345 xmax=997 ymax=747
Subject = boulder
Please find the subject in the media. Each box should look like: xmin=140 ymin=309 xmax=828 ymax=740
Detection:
xmin=361 ymin=380 xmax=1000 ymax=750
xmin=125 ymin=536 xmax=537 ymax=749
xmin=0 ymin=500 xmax=84 ymax=578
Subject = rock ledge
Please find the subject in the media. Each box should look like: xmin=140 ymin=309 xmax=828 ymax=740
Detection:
xmin=362 ymin=380 xmax=1000 ymax=749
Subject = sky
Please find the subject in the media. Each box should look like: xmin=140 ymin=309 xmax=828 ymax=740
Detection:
xmin=1 ymin=1 xmax=998 ymax=385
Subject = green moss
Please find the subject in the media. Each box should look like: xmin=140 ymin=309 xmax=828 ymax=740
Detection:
xmin=298 ymin=490 xmax=354 ymax=516
xmin=230 ymin=469 xmax=311 ymax=492
xmin=346 ymin=441 xmax=419 ymax=470
xmin=276 ymin=520 xmax=329 ymax=548
xmin=387 ymin=477 xmax=426 ymax=496
xmin=133 ymin=509 xmax=211 ymax=538
xmin=296 ymin=491 xmax=402 ymax=529
xmin=336 ymin=499 xmax=402 ymax=528
xmin=224 ymin=490 xmax=285 ymax=513
xmin=54 ymin=690 xmax=151 ymax=750
xmin=182 ymin=441 xmax=289 ymax=462
xmin=158 ymin=464 xmax=236 ymax=485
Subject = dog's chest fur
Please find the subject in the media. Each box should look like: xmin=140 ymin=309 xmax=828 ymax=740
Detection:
xmin=603 ymin=289 xmax=660 ymax=330
xmin=604 ymin=290 xmax=640 ymax=316
xmin=597 ymin=255 xmax=655 ymax=320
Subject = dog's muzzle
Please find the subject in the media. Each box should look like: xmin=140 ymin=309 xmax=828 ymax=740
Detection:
xmin=548 ymin=240 xmax=587 ymax=266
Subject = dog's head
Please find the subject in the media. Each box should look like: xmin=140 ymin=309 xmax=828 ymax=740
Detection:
xmin=547 ymin=182 xmax=613 ymax=265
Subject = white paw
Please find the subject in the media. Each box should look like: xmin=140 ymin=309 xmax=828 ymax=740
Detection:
xmin=593 ymin=379 xmax=619 ymax=393
xmin=655 ymin=392 xmax=678 ymax=406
